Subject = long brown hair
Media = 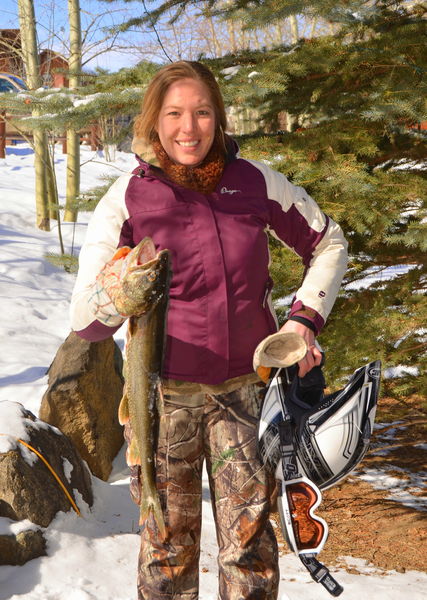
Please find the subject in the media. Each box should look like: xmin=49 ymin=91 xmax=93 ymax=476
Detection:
xmin=133 ymin=61 xmax=227 ymax=150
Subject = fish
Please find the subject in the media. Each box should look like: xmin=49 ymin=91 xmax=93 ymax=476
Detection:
xmin=117 ymin=237 xmax=172 ymax=538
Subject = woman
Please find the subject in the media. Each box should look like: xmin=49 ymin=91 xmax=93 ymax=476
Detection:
xmin=70 ymin=61 xmax=348 ymax=600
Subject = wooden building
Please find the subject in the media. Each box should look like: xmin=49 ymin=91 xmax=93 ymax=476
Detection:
xmin=0 ymin=29 xmax=69 ymax=89
xmin=0 ymin=29 xmax=24 ymax=76
xmin=39 ymin=49 xmax=69 ymax=88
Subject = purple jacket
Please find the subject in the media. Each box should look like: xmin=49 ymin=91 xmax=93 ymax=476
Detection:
xmin=70 ymin=152 xmax=348 ymax=384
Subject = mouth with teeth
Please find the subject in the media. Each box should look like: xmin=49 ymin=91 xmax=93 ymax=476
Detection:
xmin=177 ymin=140 xmax=199 ymax=147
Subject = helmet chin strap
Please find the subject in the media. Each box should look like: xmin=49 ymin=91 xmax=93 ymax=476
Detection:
xmin=299 ymin=555 xmax=344 ymax=597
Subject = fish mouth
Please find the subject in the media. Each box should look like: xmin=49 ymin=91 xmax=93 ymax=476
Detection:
xmin=137 ymin=256 xmax=160 ymax=269
xmin=137 ymin=249 xmax=169 ymax=269
xmin=133 ymin=237 xmax=169 ymax=268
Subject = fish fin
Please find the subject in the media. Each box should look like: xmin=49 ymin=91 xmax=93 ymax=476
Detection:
xmin=256 ymin=365 xmax=272 ymax=383
xmin=157 ymin=382 xmax=165 ymax=416
xmin=112 ymin=246 xmax=132 ymax=261
xmin=126 ymin=437 xmax=141 ymax=466
xmin=139 ymin=495 xmax=167 ymax=539
xmin=118 ymin=393 xmax=129 ymax=425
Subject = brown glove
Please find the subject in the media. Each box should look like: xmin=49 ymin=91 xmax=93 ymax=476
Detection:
xmin=253 ymin=332 xmax=307 ymax=382
xmin=88 ymin=240 xmax=159 ymax=325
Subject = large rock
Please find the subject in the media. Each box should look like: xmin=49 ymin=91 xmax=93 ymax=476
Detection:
xmin=39 ymin=332 xmax=124 ymax=481
xmin=0 ymin=527 xmax=46 ymax=566
xmin=0 ymin=401 xmax=93 ymax=531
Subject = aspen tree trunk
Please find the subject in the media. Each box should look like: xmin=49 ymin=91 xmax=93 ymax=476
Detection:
xmin=289 ymin=15 xmax=299 ymax=44
xmin=64 ymin=0 xmax=82 ymax=223
xmin=252 ymin=28 xmax=261 ymax=50
xmin=227 ymin=20 xmax=237 ymax=53
xmin=310 ymin=17 xmax=318 ymax=37
xmin=46 ymin=143 xmax=60 ymax=221
xmin=207 ymin=12 xmax=220 ymax=57
xmin=17 ymin=0 xmax=50 ymax=230
xmin=274 ymin=24 xmax=283 ymax=46
xmin=286 ymin=16 xmax=299 ymax=133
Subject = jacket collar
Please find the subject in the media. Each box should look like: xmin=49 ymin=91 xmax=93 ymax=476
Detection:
xmin=132 ymin=134 xmax=238 ymax=191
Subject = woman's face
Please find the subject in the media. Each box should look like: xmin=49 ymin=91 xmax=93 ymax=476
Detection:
xmin=156 ymin=78 xmax=216 ymax=166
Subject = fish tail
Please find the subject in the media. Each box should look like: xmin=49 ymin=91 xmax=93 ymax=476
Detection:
xmin=140 ymin=494 xmax=167 ymax=539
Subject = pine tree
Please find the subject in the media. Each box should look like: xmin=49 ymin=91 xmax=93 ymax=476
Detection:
xmin=136 ymin=0 xmax=426 ymax=398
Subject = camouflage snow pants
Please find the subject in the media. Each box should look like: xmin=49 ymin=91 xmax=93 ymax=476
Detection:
xmin=125 ymin=383 xmax=279 ymax=600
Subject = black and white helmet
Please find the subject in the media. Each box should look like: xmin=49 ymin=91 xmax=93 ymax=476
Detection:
xmin=258 ymin=361 xmax=381 ymax=489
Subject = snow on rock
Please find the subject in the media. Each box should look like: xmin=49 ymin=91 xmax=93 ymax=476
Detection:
xmin=0 ymin=401 xmax=30 ymax=451
xmin=0 ymin=518 xmax=39 ymax=536
xmin=0 ymin=401 xmax=43 ymax=465
xmin=0 ymin=399 xmax=93 ymax=529
xmin=62 ymin=458 xmax=74 ymax=483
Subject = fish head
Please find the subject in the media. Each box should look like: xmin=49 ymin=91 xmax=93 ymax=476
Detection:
xmin=121 ymin=238 xmax=171 ymax=313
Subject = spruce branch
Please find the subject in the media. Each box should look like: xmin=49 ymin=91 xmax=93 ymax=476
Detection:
xmin=141 ymin=0 xmax=173 ymax=62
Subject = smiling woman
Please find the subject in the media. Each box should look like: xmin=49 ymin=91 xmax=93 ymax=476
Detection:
xmin=70 ymin=60 xmax=348 ymax=600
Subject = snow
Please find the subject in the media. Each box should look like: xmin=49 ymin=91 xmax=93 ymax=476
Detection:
xmin=0 ymin=401 xmax=31 ymax=453
xmin=0 ymin=400 xmax=60 ymax=465
xmin=221 ymin=65 xmax=242 ymax=79
xmin=358 ymin=468 xmax=427 ymax=512
xmin=73 ymin=92 xmax=104 ymax=107
xmin=344 ymin=264 xmax=419 ymax=291
xmin=0 ymin=142 xmax=426 ymax=599
xmin=0 ymin=518 xmax=39 ymax=537
xmin=384 ymin=365 xmax=419 ymax=378
xmin=62 ymin=457 xmax=74 ymax=483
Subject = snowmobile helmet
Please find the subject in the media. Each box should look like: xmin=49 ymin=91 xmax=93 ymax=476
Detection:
xmin=258 ymin=360 xmax=381 ymax=489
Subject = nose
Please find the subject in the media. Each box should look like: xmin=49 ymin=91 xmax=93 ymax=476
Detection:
xmin=181 ymin=111 xmax=197 ymax=133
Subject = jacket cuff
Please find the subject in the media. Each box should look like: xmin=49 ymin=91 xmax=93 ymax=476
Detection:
xmin=287 ymin=315 xmax=316 ymax=333
xmin=74 ymin=319 xmax=122 ymax=342
xmin=289 ymin=301 xmax=324 ymax=335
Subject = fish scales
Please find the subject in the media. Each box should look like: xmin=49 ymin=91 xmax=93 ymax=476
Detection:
xmin=119 ymin=237 xmax=171 ymax=538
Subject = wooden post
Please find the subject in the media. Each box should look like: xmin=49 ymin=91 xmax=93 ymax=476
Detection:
xmin=0 ymin=112 xmax=5 ymax=159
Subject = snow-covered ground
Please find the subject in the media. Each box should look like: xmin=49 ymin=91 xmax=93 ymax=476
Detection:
xmin=0 ymin=143 xmax=426 ymax=600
